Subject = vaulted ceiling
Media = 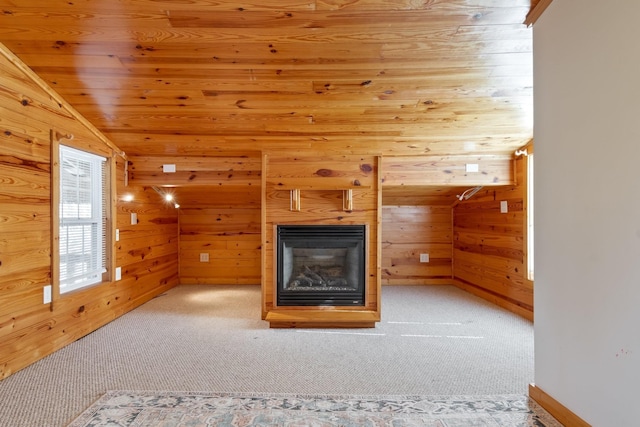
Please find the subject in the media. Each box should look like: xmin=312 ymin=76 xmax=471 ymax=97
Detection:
xmin=0 ymin=0 xmax=533 ymax=159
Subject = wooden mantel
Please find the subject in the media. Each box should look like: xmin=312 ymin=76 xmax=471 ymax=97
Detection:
xmin=262 ymin=154 xmax=382 ymax=328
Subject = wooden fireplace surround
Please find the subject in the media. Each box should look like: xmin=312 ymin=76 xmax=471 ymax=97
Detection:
xmin=261 ymin=154 xmax=382 ymax=328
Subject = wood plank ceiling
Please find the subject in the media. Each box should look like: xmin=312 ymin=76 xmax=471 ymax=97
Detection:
xmin=0 ymin=0 xmax=533 ymax=163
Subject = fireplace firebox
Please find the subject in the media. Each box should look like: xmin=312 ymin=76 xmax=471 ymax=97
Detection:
xmin=276 ymin=225 xmax=366 ymax=306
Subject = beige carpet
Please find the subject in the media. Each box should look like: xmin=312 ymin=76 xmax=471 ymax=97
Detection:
xmin=0 ymin=285 xmax=534 ymax=426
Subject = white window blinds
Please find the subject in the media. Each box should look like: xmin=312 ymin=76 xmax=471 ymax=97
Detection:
xmin=59 ymin=145 xmax=106 ymax=293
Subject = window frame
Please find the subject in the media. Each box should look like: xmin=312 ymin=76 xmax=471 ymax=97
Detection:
xmin=523 ymin=144 xmax=534 ymax=284
xmin=51 ymin=132 xmax=114 ymax=301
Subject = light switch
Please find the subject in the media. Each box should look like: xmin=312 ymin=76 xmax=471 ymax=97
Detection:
xmin=130 ymin=212 xmax=137 ymax=225
xmin=115 ymin=267 xmax=122 ymax=281
xmin=420 ymin=253 xmax=430 ymax=263
xmin=43 ymin=285 xmax=52 ymax=304
xmin=500 ymin=200 xmax=508 ymax=213
xmin=200 ymin=253 xmax=209 ymax=262
xmin=465 ymin=163 xmax=479 ymax=173
xmin=115 ymin=229 xmax=120 ymax=242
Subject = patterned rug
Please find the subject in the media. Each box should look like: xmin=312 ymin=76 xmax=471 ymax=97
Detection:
xmin=66 ymin=391 xmax=562 ymax=426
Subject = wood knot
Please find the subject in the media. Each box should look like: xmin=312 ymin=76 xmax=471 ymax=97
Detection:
xmin=360 ymin=164 xmax=373 ymax=173
xmin=78 ymin=305 xmax=85 ymax=313
xmin=315 ymin=168 xmax=333 ymax=177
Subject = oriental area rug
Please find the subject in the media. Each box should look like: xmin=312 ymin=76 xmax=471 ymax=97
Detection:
xmin=66 ymin=391 xmax=562 ymax=426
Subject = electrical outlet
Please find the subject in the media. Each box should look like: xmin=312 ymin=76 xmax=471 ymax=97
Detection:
xmin=115 ymin=228 xmax=120 ymax=241
xmin=163 ymin=164 xmax=176 ymax=173
xmin=115 ymin=267 xmax=122 ymax=281
xmin=420 ymin=253 xmax=430 ymax=263
xmin=465 ymin=163 xmax=479 ymax=173
xmin=200 ymin=253 xmax=209 ymax=262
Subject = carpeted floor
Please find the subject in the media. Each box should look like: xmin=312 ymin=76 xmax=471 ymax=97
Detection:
xmin=67 ymin=391 xmax=561 ymax=427
xmin=0 ymin=285 xmax=537 ymax=426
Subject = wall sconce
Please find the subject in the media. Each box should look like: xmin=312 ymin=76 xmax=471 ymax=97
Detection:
xmin=122 ymin=194 xmax=134 ymax=202
xmin=152 ymin=186 xmax=179 ymax=208
xmin=456 ymin=186 xmax=483 ymax=201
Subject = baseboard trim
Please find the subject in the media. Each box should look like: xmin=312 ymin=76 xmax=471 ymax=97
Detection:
xmin=382 ymin=279 xmax=452 ymax=286
xmin=452 ymin=279 xmax=533 ymax=321
xmin=529 ymin=384 xmax=591 ymax=427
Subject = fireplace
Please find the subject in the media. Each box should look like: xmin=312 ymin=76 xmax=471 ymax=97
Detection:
xmin=276 ymin=225 xmax=366 ymax=306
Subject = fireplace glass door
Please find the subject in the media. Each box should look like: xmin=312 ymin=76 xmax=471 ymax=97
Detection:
xmin=276 ymin=225 xmax=366 ymax=306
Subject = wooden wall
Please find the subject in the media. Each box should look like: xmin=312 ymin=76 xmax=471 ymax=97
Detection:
xmin=0 ymin=46 xmax=178 ymax=379
xmin=128 ymin=155 xmax=262 ymax=285
xmin=452 ymin=154 xmax=533 ymax=320
xmin=382 ymin=155 xmax=515 ymax=187
xmin=381 ymin=205 xmax=452 ymax=285
xmin=178 ymin=186 xmax=261 ymax=285
xmin=379 ymin=155 xmax=514 ymax=287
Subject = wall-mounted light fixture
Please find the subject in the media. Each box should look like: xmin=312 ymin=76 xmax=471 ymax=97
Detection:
xmin=152 ymin=186 xmax=179 ymax=208
xmin=456 ymin=186 xmax=483 ymax=201
xmin=122 ymin=193 xmax=134 ymax=202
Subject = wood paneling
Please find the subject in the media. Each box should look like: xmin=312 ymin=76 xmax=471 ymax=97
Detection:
xmin=382 ymin=155 xmax=514 ymax=187
xmin=381 ymin=205 xmax=452 ymax=285
xmin=179 ymin=187 xmax=262 ymax=285
xmin=0 ymin=1 xmax=533 ymax=158
xmin=452 ymin=154 xmax=532 ymax=319
xmin=0 ymin=0 xmax=538 ymax=376
xmin=127 ymin=156 xmax=262 ymax=285
xmin=0 ymin=45 xmax=178 ymax=379
xmin=129 ymin=155 xmax=262 ymax=187
xmin=382 ymin=186 xmax=462 ymax=206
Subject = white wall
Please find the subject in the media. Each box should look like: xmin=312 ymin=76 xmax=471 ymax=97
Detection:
xmin=534 ymin=1 xmax=640 ymax=426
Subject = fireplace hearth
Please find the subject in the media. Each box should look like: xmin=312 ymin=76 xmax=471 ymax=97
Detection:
xmin=276 ymin=225 xmax=366 ymax=306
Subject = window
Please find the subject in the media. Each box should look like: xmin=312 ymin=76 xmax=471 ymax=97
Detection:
xmin=59 ymin=145 xmax=107 ymax=293
xmin=526 ymin=153 xmax=534 ymax=281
